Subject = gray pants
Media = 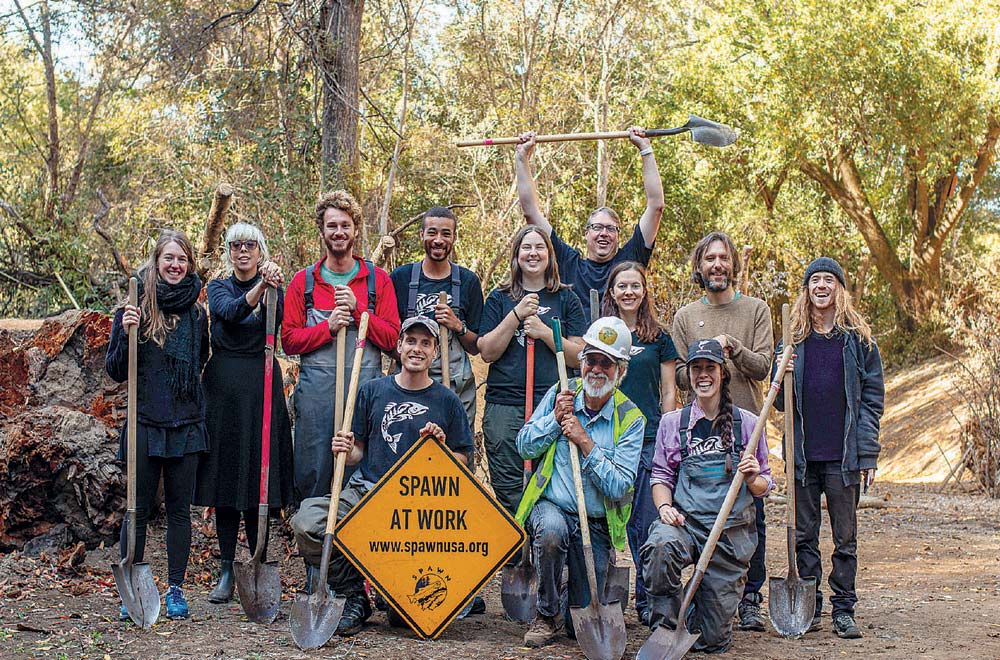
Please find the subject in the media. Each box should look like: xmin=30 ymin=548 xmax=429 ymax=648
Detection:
xmin=290 ymin=479 xmax=371 ymax=596
xmin=482 ymin=402 xmax=527 ymax=518
xmin=641 ymin=518 xmax=756 ymax=654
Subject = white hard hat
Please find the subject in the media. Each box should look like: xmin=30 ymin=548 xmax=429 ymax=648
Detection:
xmin=581 ymin=316 xmax=633 ymax=361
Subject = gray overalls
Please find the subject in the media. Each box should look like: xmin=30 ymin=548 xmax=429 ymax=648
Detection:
xmin=640 ymin=404 xmax=757 ymax=654
xmin=292 ymin=262 xmax=382 ymax=500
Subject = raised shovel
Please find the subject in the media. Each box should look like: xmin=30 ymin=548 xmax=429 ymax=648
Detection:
xmin=768 ymin=304 xmax=817 ymax=637
xmin=500 ymin=337 xmax=538 ymax=622
xmin=234 ymin=288 xmax=281 ymax=623
xmin=554 ymin=317 xmax=626 ymax=660
xmin=112 ymin=277 xmax=161 ymax=628
xmin=636 ymin=345 xmax=795 ymax=660
xmin=290 ymin=313 xmax=370 ymax=650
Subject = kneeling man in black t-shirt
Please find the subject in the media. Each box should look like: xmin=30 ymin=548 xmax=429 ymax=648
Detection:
xmin=291 ymin=315 xmax=475 ymax=636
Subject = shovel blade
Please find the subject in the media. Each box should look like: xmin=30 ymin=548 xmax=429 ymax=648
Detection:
xmin=602 ymin=562 xmax=630 ymax=616
xmin=235 ymin=559 xmax=282 ymax=624
xmin=112 ymin=560 xmax=160 ymax=628
xmin=636 ymin=622 xmax=700 ymax=660
xmin=500 ymin=563 xmax=538 ymax=623
xmin=686 ymin=115 xmax=738 ymax=148
xmin=768 ymin=575 xmax=817 ymax=638
xmin=289 ymin=587 xmax=346 ymax=650
xmin=570 ymin=602 xmax=627 ymax=660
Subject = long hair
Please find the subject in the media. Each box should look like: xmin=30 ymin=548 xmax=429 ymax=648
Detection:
xmin=689 ymin=231 xmax=741 ymax=288
xmin=138 ymin=230 xmax=197 ymax=347
xmin=790 ymin=277 xmax=874 ymax=347
xmin=498 ymin=225 xmax=566 ymax=300
xmin=601 ymin=261 xmax=662 ymax=344
xmin=219 ymin=222 xmax=270 ymax=277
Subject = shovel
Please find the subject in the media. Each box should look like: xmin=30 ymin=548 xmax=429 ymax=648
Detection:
xmin=235 ymin=288 xmax=281 ymax=624
xmin=589 ymin=288 xmax=631 ymax=615
xmin=112 ymin=277 xmax=161 ymax=628
xmin=500 ymin=337 xmax=538 ymax=622
xmin=291 ymin=313 xmax=370 ymax=650
xmin=438 ymin=291 xmax=451 ymax=389
xmin=637 ymin=345 xmax=795 ymax=660
xmin=554 ymin=318 xmax=626 ymax=660
xmin=769 ymin=304 xmax=817 ymax=637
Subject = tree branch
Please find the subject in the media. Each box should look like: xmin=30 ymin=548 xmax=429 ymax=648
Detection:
xmin=203 ymin=0 xmax=265 ymax=32
xmin=198 ymin=183 xmax=235 ymax=280
xmin=937 ymin=114 xmax=1000 ymax=245
xmin=91 ymin=190 xmax=130 ymax=277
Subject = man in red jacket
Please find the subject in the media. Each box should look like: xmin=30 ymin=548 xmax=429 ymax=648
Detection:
xmin=282 ymin=190 xmax=400 ymax=502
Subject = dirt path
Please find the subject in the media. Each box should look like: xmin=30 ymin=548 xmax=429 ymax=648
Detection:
xmin=3 ymin=482 xmax=998 ymax=659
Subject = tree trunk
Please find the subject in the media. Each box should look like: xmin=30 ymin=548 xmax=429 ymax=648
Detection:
xmin=319 ymin=0 xmax=365 ymax=192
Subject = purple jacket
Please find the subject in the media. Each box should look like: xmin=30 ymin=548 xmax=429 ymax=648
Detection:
xmin=650 ymin=399 xmax=774 ymax=493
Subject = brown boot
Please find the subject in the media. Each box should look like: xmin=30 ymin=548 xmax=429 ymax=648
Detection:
xmin=523 ymin=614 xmax=563 ymax=647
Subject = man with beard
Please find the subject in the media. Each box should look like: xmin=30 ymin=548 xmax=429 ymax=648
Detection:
xmin=283 ymin=190 xmax=401 ymax=501
xmin=671 ymin=231 xmax=774 ymax=632
xmin=515 ymin=128 xmax=665 ymax=319
xmin=514 ymin=317 xmax=644 ymax=647
xmin=291 ymin=316 xmax=474 ymax=635
xmin=390 ymin=206 xmax=484 ymax=425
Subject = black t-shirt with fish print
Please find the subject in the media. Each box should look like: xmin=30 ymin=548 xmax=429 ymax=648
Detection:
xmin=351 ymin=375 xmax=475 ymax=483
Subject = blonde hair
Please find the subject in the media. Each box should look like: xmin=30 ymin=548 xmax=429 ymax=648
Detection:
xmin=220 ymin=222 xmax=270 ymax=276
xmin=138 ymin=230 xmax=197 ymax=347
xmin=790 ymin=278 xmax=874 ymax=347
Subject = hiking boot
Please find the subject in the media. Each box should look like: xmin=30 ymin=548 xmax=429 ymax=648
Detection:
xmin=164 ymin=585 xmax=190 ymax=620
xmin=638 ymin=608 xmax=651 ymax=627
xmin=833 ymin=613 xmax=862 ymax=639
xmin=523 ymin=614 xmax=563 ymax=648
xmin=458 ymin=595 xmax=486 ymax=618
xmin=807 ymin=613 xmax=823 ymax=633
xmin=736 ymin=597 xmax=766 ymax=631
xmin=208 ymin=560 xmax=235 ymax=604
xmin=336 ymin=593 xmax=372 ymax=636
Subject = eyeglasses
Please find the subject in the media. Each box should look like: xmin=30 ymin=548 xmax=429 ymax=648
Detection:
xmin=229 ymin=240 xmax=259 ymax=252
xmin=586 ymin=223 xmax=619 ymax=235
xmin=583 ymin=354 xmax=615 ymax=369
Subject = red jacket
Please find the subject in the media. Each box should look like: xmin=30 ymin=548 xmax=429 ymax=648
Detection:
xmin=282 ymin=257 xmax=400 ymax=355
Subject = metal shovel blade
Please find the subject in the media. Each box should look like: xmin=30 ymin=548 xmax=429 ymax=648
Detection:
xmin=602 ymin=557 xmax=630 ymax=616
xmin=768 ymin=575 xmax=817 ymax=638
xmin=686 ymin=115 xmax=738 ymax=148
xmin=571 ymin=601 xmax=627 ymax=660
xmin=112 ymin=560 xmax=160 ymax=628
xmin=636 ymin=622 xmax=700 ymax=660
xmin=500 ymin=562 xmax=537 ymax=623
xmin=290 ymin=586 xmax=347 ymax=650
xmin=235 ymin=559 xmax=282 ymax=624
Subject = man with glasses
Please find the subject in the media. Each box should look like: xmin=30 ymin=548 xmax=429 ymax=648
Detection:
xmin=515 ymin=127 xmax=665 ymax=318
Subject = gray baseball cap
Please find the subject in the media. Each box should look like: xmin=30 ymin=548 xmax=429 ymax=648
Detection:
xmin=400 ymin=315 xmax=440 ymax=338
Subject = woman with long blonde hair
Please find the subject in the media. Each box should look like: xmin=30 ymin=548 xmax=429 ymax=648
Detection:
xmin=105 ymin=229 xmax=209 ymax=622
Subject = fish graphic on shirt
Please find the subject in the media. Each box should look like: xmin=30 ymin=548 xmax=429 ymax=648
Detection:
xmin=516 ymin=305 xmax=552 ymax=347
xmin=380 ymin=401 xmax=430 ymax=453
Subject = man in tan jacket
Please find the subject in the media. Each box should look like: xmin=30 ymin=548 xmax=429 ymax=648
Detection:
xmin=671 ymin=231 xmax=774 ymax=631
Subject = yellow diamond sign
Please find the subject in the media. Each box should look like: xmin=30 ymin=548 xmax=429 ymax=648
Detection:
xmin=334 ymin=435 xmax=525 ymax=639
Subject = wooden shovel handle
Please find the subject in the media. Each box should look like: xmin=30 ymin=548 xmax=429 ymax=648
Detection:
xmin=782 ymin=304 xmax=797 ymax=531
xmin=126 ymin=277 xmax=138 ymax=513
xmin=438 ymin=291 xmax=450 ymax=389
xmin=258 ymin=289 xmax=277 ymax=509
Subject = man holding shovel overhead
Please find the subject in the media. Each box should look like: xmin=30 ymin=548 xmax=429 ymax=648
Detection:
xmin=291 ymin=316 xmax=475 ymax=636
xmin=282 ymin=189 xmax=400 ymax=502
xmin=773 ymin=257 xmax=884 ymax=639
xmin=671 ymin=231 xmax=774 ymax=632
xmin=515 ymin=127 xmax=664 ymax=319
xmin=514 ymin=316 xmax=644 ymax=647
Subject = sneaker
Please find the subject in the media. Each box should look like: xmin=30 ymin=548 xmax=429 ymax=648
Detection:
xmin=638 ymin=609 xmax=651 ymax=627
xmin=807 ymin=614 xmax=823 ymax=633
xmin=736 ymin=598 xmax=766 ymax=632
xmin=164 ymin=585 xmax=190 ymax=620
xmin=336 ymin=593 xmax=372 ymax=636
xmin=119 ymin=604 xmax=130 ymax=622
xmin=833 ymin=613 xmax=862 ymax=639
xmin=523 ymin=614 xmax=563 ymax=648
xmin=458 ymin=595 xmax=486 ymax=618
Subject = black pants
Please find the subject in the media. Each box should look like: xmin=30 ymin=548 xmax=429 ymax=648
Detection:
xmin=742 ymin=497 xmax=766 ymax=600
xmin=215 ymin=507 xmax=263 ymax=562
xmin=120 ymin=449 xmax=199 ymax=586
xmin=795 ymin=460 xmax=860 ymax=617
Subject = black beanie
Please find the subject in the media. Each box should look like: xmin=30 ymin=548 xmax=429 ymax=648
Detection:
xmin=802 ymin=257 xmax=846 ymax=288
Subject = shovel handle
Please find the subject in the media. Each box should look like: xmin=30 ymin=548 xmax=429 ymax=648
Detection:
xmin=335 ymin=325 xmax=346 ymax=436
xmin=438 ymin=291 xmax=450 ymax=389
xmin=781 ymin=304 xmax=798 ymax=573
xmin=259 ymin=289 xmax=277 ymax=508
xmin=589 ymin=289 xmax=599 ymax=324
xmin=125 ymin=277 xmax=138 ymax=558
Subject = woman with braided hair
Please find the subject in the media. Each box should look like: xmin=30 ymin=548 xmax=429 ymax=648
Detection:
xmin=639 ymin=338 xmax=773 ymax=654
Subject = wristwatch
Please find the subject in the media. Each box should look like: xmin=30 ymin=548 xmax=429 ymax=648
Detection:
xmin=458 ymin=320 xmax=468 ymax=337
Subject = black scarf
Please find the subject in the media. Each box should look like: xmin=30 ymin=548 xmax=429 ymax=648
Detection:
xmin=139 ymin=273 xmax=203 ymax=399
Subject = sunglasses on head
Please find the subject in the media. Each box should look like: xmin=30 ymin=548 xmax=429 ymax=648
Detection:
xmin=229 ymin=240 xmax=258 ymax=251
xmin=583 ymin=354 xmax=615 ymax=369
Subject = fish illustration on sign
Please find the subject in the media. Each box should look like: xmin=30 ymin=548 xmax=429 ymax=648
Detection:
xmin=381 ymin=401 xmax=430 ymax=452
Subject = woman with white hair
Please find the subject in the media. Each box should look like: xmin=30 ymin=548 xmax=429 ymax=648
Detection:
xmin=194 ymin=223 xmax=295 ymax=604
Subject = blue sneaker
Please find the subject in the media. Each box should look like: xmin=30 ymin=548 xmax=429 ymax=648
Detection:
xmin=164 ymin=585 xmax=189 ymax=620
xmin=119 ymin=604 xmax=130 ymax=622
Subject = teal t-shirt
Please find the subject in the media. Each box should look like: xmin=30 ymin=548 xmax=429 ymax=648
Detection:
xmin=320 ymin=260 xmax=359 ymax=287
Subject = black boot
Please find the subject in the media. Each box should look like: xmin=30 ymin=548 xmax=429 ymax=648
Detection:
xmin=208 ymin=560 xmax=235 ymax=604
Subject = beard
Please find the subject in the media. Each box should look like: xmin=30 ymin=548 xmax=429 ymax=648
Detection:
xmin=704 ymin=273 xmax=731 ymax=292
xmin=324 ymin=236 xmax=354 ymax=258
xmin=582 ymin=371 xmax=615 ymax=399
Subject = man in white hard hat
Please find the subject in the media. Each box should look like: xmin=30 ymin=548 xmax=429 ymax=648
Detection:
xmin=514 ymin=316 xmax=646 ymax=647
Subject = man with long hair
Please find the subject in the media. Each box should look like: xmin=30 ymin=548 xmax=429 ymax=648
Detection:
xmin=670 ymin=231 xmax=774 ymax=631
xmin=774 ymin=257 xmax=884 ymax=639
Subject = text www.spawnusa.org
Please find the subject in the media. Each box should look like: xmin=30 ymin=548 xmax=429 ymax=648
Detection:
xmin=369 ymin=540 xmax=490 ymax=557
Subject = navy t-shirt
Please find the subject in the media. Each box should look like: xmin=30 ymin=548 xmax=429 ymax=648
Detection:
xmin=479 ymin=287 xmax=586 ymax=407
xmin=686 ymin=417 xmax=727 ymax=456
xmin=550 ymin=224 xmax=654 ymax=319
xmin=389 ymin=262 xmax=484 ymax=333
xmin=619 ymin=329 xmax=678 ymax=443
xmin=802 ymin=331 xmax=847 ymax=462
xmin=352 ymin=375 xmax=475 ymax=483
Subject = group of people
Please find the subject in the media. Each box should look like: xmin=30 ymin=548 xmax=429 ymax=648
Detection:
xmin=106 ymin=127 xmax=885 ymax=654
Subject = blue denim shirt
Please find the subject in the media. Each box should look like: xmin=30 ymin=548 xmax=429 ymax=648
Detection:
xmin=517 ymin=383 xmax=644 ymax=518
